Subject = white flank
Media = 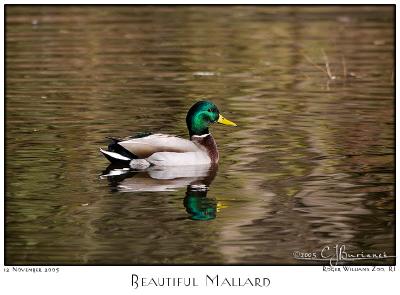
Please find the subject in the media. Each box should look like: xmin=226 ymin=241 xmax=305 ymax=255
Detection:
xmin=147 ymin=151 xmax=211 ymax=166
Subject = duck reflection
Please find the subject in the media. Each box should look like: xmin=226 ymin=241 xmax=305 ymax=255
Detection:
xmin=184 ymin=186 xmax=217 ymax=220
xmin=100 ymin=164 xmax=218 ymax=220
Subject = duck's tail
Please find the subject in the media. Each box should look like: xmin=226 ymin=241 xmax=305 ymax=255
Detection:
xmin=100 ymin=137 xmax=137 ymax=165
xmin=99 ymin=148 xmax=151 ymax=169
xmin=100 ymin=148 xmax=132 ymax=164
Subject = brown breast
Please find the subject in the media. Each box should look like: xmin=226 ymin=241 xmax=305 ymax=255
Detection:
xmin=191 ymin=134 xmax=219 ymax=164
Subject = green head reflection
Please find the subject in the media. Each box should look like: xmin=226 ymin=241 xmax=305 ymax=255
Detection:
xmin=184 ymin=186 xmax=217 ymax=221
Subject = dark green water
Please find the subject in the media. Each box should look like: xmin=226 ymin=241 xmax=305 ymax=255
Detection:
xmin=6 ymin=6 xmax=394 ymax=265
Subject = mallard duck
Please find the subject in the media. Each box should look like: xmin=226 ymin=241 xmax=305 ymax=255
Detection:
xmin=100 ymin=101 xmax=237 ymax=168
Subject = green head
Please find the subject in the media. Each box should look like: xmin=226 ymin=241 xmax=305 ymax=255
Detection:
xmin=186 ymin=101 xmax=237 ymax=137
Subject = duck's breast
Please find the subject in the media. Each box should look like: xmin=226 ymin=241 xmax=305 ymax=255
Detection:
xmin=191 ymin=134 xmax=219 ymax=164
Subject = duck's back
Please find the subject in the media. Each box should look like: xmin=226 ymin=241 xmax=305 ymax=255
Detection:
xmin=118 ymin=133 xmax=200 ymax=158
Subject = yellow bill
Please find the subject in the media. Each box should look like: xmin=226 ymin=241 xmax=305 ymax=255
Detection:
xmin=217 ymin=114 xmax=237 ymax=126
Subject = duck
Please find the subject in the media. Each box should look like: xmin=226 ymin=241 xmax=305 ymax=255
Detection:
xmin=99 ymin=100 xmax=237 ymax=169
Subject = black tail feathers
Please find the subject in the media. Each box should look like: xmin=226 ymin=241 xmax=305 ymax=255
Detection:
xmin=106 ymin=137 xmax=137 ymax=160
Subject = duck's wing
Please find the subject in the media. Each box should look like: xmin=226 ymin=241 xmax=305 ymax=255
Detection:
xmin=117 ymin=133 xmax=200 ymax=158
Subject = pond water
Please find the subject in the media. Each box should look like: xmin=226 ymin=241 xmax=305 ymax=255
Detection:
xmin=5 ymin=6 xmax=394 ymax=265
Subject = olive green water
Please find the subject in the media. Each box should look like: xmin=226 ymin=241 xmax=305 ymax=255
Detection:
xmin=5 ymin=6 xmax=394 ymax=265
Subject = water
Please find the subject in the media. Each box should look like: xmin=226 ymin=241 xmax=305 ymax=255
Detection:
xmin=5 ymin=6 xmax=394 ymax=265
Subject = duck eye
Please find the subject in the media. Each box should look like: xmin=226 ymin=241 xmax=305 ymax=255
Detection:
xmin=208 ymin=108 xmax=212 ymax=112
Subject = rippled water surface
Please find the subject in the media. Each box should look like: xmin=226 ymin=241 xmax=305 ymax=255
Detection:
xmin=6 ymin=6 xmax=394 ymax=265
